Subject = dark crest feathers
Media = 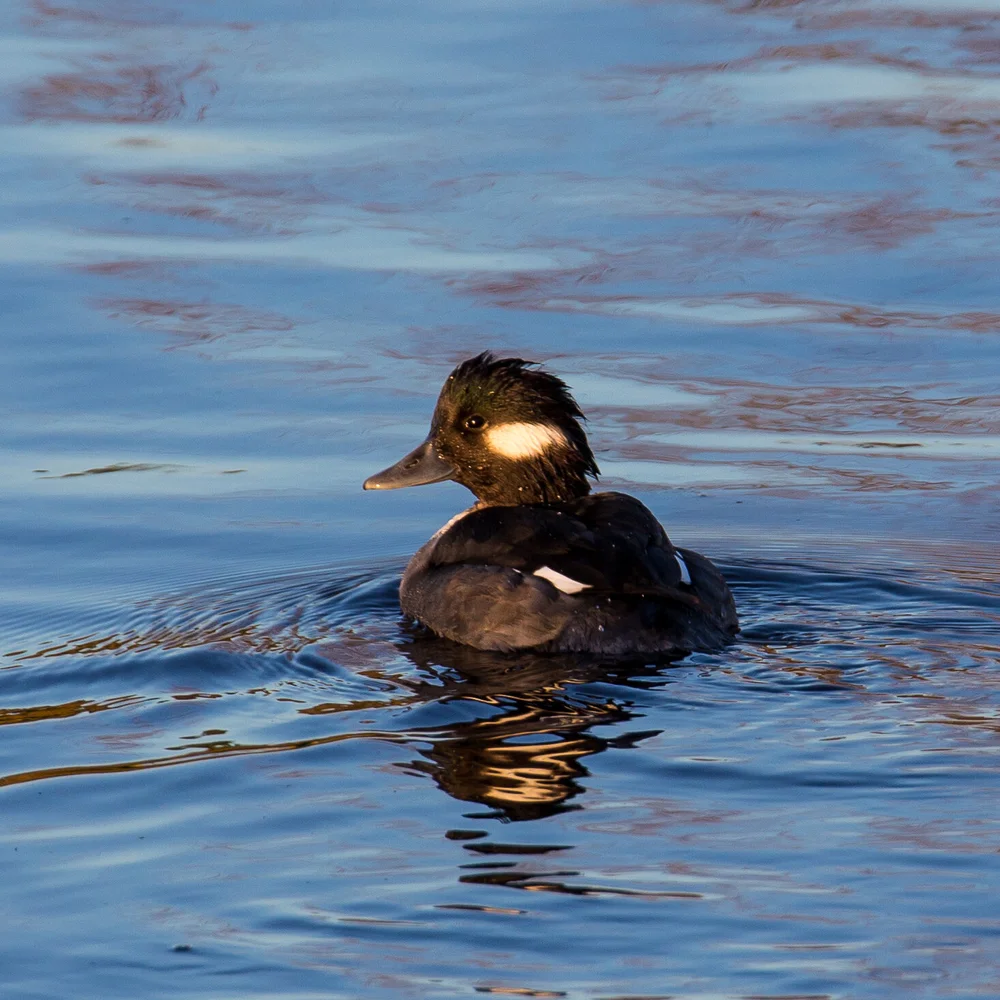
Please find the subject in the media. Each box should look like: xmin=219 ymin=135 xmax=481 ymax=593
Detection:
xmin=445 ymin=352 xmax=599 ymax=482
xmin=447 ymin=352 xmax=586 ymax=420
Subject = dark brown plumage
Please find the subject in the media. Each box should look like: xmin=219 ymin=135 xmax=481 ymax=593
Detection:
xmin=364 ymin=353 xmax=738 ymax=656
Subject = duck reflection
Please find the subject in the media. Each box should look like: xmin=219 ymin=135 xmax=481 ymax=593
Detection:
xmin=394 ymin=633 xmax=668 ymax=823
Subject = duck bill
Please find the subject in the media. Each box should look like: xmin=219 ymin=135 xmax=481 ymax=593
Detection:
xmin=363 ymin=439 xmax=454 ymax=491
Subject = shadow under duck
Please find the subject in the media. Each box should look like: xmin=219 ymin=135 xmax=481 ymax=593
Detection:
xmin=364 ymin=352 xmax=737 ymax=656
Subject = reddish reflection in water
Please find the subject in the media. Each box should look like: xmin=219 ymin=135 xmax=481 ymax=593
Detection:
xmin=820 ymin=195 xmax=957 ymax=252
xmin=20 ymin=56 xmax=216 ymax=123
xmin=461 ymin=284 xmax=1000 ymax=335
xmin=799 ymin=7 xmax=1000 ymax=33
xmin=608 ymin=5 xmax=1000 ymax=188
xmin=606 ymin=382 xmax=1000 ymax=436
xmin=28 ymin=0 xmax=254 ymax=30
xmin=75 ymin=258 xmax=186 ymax=279
xmin=28 ymin=0 xmax=181 ymax=27
xmin=956 ymin=32 xmax=1000 ymax=69
xmin=87 ymin=171 xmax=329 ymax=235
xmin=97 ymin=297 xmax=296 ymax=348
xmin=110 ymin=172 xmax=327 ymax=204
xmin=818 ymin=104 xmax=1000 ymax=175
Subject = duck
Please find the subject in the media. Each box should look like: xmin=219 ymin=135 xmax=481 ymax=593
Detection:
xmin=363 ymin=352 xmax=738 ymax=656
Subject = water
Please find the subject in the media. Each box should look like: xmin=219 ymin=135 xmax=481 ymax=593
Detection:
xmin=2 ymin=0 xmax=999 ymax=997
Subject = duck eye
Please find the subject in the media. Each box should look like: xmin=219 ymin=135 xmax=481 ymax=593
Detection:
xmin=464 ymin=415 xmax=486 ymax=431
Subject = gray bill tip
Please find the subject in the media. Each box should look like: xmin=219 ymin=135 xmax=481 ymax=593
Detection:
xmin=363 ymin=439 xmax=453 ymax=491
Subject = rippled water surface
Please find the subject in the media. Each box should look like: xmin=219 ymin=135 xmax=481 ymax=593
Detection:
xmin=3 ymin=1 xmax=1000 ymax=997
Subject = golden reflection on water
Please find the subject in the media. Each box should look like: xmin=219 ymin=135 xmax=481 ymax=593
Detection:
xmin=390 ymin=642 xmax=657 ymax=823
xmin=0 ymin=728 xmax=410 ymax=790
xmin=0 ymin=696 xmax=139 ymax=727
xmin=7 ymin=588 xmax=991 ymax=828
xmin=0 ymin=644 xmax=642 ymax=827
xmin=409 ymin=699 xmax=633 ymax=822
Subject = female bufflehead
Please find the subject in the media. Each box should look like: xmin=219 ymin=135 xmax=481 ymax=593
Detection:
xmin=364 ymin=353 xmax=737 ymax=656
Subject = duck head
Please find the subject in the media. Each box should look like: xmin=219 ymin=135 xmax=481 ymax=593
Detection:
xmin=363 ymin=352 xmax=599 ymax=505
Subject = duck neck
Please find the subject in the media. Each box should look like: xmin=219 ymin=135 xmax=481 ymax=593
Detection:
xmin=466 ymin=455 xmax=592 ymax=507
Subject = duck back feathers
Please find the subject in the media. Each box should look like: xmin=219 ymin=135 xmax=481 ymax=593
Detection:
xmin=400 ymin=492 xmax=737 ymax=656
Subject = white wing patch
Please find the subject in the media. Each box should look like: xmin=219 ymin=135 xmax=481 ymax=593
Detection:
xmin=486 ymin=422 xmax=568 ymax=460
xmin=674 ymin=551 xmax=692 ymax=586
xmin=533 ymin=565 xmax=591 ymax=594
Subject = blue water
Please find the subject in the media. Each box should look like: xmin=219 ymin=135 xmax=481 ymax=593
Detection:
xmin=2 ymin=0 xmax=999 ymax=997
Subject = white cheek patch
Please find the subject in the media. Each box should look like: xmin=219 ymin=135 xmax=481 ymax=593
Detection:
xmin=674 ymin=551 xmax=692 ymax=586
xmin=533 ymin=565 xmax=591 ymax=594
xmin=485 ymin=422 xmax=568 ymax=460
